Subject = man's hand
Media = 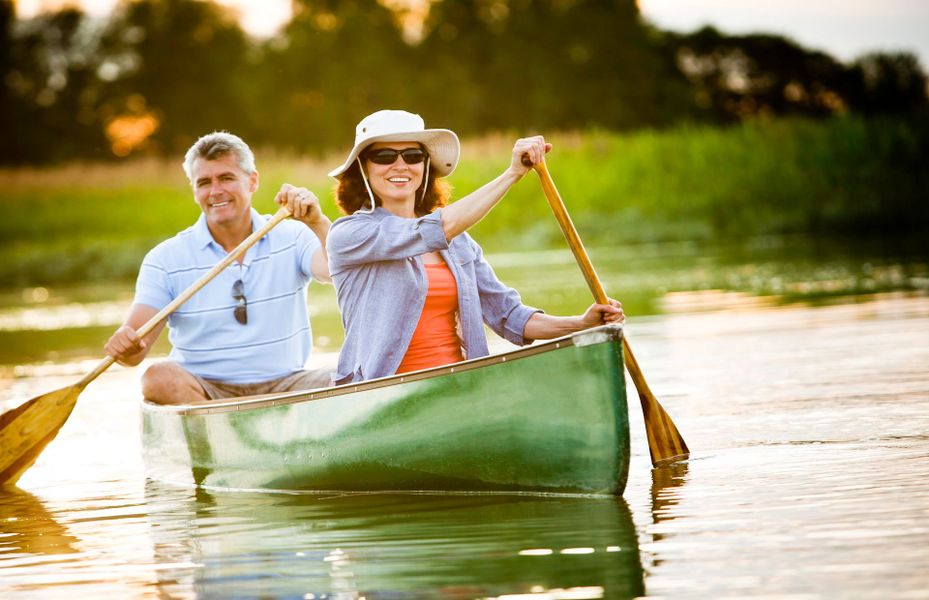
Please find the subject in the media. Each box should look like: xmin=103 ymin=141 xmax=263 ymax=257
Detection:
xmin=105 ymin=325 xmax=148 ymax=366
xmin=104 ymin=304 xmax=162 ymax=366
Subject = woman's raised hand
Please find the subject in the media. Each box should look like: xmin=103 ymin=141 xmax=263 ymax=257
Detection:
xmin=510 ymin=135 xmax=552 ymax=176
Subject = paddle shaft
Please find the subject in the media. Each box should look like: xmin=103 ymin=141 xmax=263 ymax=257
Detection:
xmin=76 ymin=207 xmax=292 ymax=390
xmin=529 ymin=160 xmax=650 ymax=383
xmin=526 ymin=157 xmax=689 ymax=465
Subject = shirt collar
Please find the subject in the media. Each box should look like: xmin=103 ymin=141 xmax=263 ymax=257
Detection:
xmin=355 ymin=206 xmax=390 ymax=220
xmin=193 ymin=208 xmax=264 ymax=252
xmin=358 ymin=206 xmax=435 ymax=221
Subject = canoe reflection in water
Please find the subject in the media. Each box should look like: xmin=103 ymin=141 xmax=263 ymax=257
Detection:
xmin=144 ymin=480 xmax=645 ymax=599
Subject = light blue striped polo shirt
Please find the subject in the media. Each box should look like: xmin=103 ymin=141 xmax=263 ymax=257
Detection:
xmin=134 ymin=208 xmax=321 ymax=383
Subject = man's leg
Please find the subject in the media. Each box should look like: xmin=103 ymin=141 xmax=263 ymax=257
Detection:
xmin=141 ymin=361 xmax=210 ymax=405
xmin=268 ymin=369 xmax=333 ymax=393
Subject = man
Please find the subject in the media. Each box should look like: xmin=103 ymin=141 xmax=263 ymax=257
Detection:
xmin=105 ymin=131 xmax=332 ymax=404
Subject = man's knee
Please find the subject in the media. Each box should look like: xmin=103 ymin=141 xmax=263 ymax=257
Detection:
xmin=142 ymin=362 xmax=205 ymax=404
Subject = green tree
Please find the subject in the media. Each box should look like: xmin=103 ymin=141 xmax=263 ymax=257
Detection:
xmin=663 ymin=26 xmax=851 ymax=121
xmin=3 ymin=6 xmax=110 ymax=163
xmin=97 ymin=0 xmax=256 ymax=156
xmin=417 ymin=0 xmax=694 ymax=135
xmin=845 ymin=52 xmax=928 ymax=115
xmin=253 ymin=0 xmax=415 ymax=153
xmin=0 ymin=0 xmax=18 ymax=163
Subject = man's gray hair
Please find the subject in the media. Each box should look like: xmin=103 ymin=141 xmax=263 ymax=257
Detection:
xmin=182 ymin=131 xmax=256 ymax=184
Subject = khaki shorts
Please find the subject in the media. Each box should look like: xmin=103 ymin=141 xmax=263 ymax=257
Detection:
xmin=193 ymin=369 xmax=332 ymax=400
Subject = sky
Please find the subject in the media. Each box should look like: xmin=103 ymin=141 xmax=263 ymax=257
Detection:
xmin=13 ymin=0 xmax=929 ymax=67
xmin=638 ymin=0 xmax=929 ymax=66
xmin=14 ymin=0 xmax=293 ymax=37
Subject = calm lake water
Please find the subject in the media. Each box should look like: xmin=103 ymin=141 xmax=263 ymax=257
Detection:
xmin=2 ymin=241 xmax=928 ymax=599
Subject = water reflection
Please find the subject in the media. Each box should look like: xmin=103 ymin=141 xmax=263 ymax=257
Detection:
xmin=144 ymin=481 xmax=645 ymax=599
xmin=645 ymin=461 xmax=690 ymax=572
xmin=0 ymin=487 xmax=80 ymax=556
xmin=650 ymin=461 xmax=689 ymax=527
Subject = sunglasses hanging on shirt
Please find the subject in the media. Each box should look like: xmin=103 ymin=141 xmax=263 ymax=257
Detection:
xmin=232 ymin=279 xmax=247 ymax=325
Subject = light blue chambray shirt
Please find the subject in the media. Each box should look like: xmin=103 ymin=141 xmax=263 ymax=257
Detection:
xmin=327 ymin=207 xmax=541 ymax=384
xmin=134 ymin=208 xmax=321 ymax=383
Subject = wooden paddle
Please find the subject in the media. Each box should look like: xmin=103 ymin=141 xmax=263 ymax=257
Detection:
xmin=0 ymin=207 xmax=292 ymax=486
xmin=525 ymin=157 xmax=689 ymax=466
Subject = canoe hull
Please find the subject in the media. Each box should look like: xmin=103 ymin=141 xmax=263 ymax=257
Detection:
xmin=142 ymin=325 xmax=630 ymax=495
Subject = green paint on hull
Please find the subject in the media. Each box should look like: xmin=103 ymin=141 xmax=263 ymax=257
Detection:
xmin=142 ymin=325 xmax=630 ymax=495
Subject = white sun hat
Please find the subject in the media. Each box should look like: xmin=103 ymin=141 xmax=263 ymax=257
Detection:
xmin=327 ymin=109 xmax=460 ymax=179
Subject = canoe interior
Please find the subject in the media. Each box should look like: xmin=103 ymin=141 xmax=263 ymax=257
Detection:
xmin=142 ymin=325 xmax=630 ymax=495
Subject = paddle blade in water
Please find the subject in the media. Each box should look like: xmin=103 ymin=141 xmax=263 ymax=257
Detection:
xmin=0 ymin=386 xmax=80 ymax=485
xmin=637 ymin=389 xmax=690 ymax=465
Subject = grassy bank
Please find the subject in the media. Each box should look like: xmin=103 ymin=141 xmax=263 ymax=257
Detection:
xmin=1 ymin=115 xmax=926 ymax=288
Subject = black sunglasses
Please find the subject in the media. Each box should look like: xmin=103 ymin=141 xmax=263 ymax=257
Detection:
xmin=364 ymin=147 xmax=427 ymax=166
xmin=232 ymin=279 xmax=247 ymax=325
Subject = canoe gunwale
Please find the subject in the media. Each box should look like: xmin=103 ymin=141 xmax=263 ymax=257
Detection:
xmin=141 ymin=324 xmax=624 ymax=417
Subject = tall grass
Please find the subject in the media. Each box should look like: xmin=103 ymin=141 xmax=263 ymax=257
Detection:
xmin=1 ymin=115 xmax=926 ymax=288
xmin=460 ymin=115 xmax=929 ymax=248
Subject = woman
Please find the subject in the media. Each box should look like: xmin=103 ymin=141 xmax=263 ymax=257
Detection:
xmin=327 ymin=109 xmax=623 ymax=384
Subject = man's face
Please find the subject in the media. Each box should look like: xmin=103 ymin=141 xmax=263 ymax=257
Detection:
xmin=191 ymin=153 xmax=257 ymax=229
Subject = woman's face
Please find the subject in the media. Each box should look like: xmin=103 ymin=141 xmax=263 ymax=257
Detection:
xmin=363 ymin=142 xmax=426 ymax=210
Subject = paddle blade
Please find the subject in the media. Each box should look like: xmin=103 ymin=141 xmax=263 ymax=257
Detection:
xmin=637 ymin=388 xmax=690 ymax=466
xmin=0 ymin=385 xmax=80 ymax=486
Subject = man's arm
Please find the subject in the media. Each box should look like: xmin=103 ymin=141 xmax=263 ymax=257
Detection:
xmin=104 ymin=304 xmax=165 ymax=366
xmin=309 ymin=219 xmax=331 ymax=283
xmin=275 ymin=183 xmax=332 ymax=283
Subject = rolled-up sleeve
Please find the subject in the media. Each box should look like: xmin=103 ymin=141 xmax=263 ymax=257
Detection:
xmin=328 ymin=209 xmax=449 ymax=273
xmin=469 ymin=238 xmax=541 ymax=346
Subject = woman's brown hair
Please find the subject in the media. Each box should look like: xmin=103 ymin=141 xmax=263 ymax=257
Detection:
xmin=335 ymin=146 xmax=452 ymax=216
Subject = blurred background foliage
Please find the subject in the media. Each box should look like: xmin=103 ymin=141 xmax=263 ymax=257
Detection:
xmin=0 ymin=0 xmax=927 ymax=288
xmin=2 ymin=0 xmax=926 ymax=163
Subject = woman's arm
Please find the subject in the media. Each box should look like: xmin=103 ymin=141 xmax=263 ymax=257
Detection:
xmin=522 ymin=299 xmax=624 ymax=340
xmin=440 ymin=136 xmax=551 ymax=241
xmin=467 ymin=235 xmax=622 ymax=344
xmin=327 ymin=211 xmax=449 ymax=272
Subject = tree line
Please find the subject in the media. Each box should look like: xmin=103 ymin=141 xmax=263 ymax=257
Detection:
xmin=1 ymin=0 xmax=926 ymax=165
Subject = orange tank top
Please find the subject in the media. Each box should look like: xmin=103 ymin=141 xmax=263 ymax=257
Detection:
xmin=397 ymin=261 xmax=464 ymax=373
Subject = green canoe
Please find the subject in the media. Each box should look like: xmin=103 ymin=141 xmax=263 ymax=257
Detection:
xmin=141 ymin=323 xmax=630 ymax=495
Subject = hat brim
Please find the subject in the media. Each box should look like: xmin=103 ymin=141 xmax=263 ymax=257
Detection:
xmin=328 ymin=129 xmax=460 ymax=179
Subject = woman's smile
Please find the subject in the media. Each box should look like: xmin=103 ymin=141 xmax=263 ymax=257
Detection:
xmin=365 ymin=142 xmax=425 ymax=210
